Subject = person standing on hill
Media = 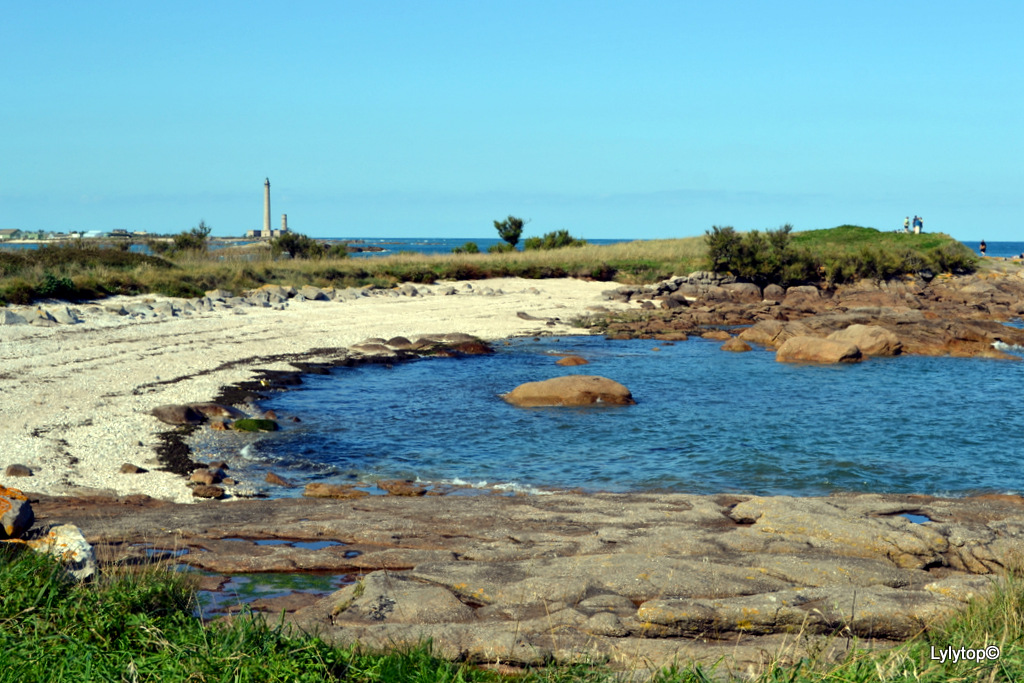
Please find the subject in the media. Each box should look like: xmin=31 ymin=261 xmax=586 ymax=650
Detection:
xmin=904 ymin=217 xmax=910 ymax=232
xmin=980 ymin=240 xmax=987 ymax=257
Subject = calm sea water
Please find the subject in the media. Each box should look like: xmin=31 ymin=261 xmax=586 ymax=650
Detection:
xmin=208 ymin=335 xmax=1024 ymax=498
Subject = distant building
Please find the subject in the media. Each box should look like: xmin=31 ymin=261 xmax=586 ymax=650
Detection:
xmin=245 ymin=178 xmax=291 ymax=239
xmin=0 ymin=229 xmax=21 ymax=241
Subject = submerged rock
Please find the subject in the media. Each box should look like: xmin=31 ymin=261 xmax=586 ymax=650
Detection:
xmin=232 ymin=418 xmax=279 ymax=432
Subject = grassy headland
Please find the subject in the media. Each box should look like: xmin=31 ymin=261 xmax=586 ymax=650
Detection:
xmin=0 ymin=549 xmax=1020 ymax=682
xmin=0 ymin=226 xmax=978 ymax=306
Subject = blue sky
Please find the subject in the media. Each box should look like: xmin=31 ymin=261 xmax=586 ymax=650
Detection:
xmin=2 ymin=2 xmax=1021 ymax=241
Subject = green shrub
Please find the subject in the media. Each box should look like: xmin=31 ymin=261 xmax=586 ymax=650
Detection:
xmin=36 ymin=273 xmax=75 ymax=298
xmin=451 ymin=241 xmax=480 ymax=254
xmin=0 ymin=251 xmax=29 ymax=277
xmin=523 ymin=229 xmax=587 ymax=250
xmin=270 ymin=232 xmax=326 ymax=259
xmin=487 ymin=242 xmax=515 ymax=254
xmin=170 ymin=221 xmax=212 ymax=253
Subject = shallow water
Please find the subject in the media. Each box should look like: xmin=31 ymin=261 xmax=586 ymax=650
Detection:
xmin=204 ymin=335 xmax=1024 ymax=498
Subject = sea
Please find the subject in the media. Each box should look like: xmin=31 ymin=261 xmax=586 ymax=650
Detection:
xmin=192 ymin=332 xmax=1024 ymax=500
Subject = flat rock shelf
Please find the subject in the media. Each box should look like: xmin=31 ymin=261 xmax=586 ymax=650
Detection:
xmin=30 ymin=489 xmax=1024 ymax=678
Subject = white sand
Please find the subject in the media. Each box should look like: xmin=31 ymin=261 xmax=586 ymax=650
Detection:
xmin=0 ymin=278 xmax=626 ymax=502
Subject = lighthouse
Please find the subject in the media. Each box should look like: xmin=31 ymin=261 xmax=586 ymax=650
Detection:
xmin=263 ymin=178 xmax=271 ymax=239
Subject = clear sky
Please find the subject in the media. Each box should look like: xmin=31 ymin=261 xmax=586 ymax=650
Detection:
xmin=2 ymin=1 xmax=1021 ymax=241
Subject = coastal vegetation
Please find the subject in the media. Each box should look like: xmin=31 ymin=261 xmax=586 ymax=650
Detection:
xmin=706 ymin=224 xmax=978 ymax=287
xmin=493 ymin=215 xmax=527 ymax=249
xmin=0 ymin=549 xmax=1019 ymax=681
xmin=0 ymin=225 xmax=978 ymax=306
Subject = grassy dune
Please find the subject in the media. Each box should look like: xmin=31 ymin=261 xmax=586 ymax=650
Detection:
xmin=0 ymin=227 xmax=976 ymax=306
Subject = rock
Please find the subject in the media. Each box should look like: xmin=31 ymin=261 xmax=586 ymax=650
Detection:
xmin=298 ymin=285 xmax=328 ymax=301
xmin=330 ymin=571 xmax=475 ymax=624
xmin=4 ymin=464 xmax=32 ymax=477
xmin=204 ymin=289 xmax=233 ymax=301
xmin=398 ymin=284 xmax=419 ymax=297
xmin=190 ymin=468 xmax=224 ymax=485
xmin=378 ymin=480 xmax=427 ymax=497
xmin=253 ymin=284 xmax=295 ymax=299
xmin=210 ymin=419 xmax=230 ymax=431
xmin=738 ymin=320 xmax=814 ymax=348
xmin=827 ymin=324 xmax=903 ymax=356
xmin=265 ymin=472 xmax=295 ymax=487
xmin=26 ymin=524 xmax=96 ymax=581
xmin=450 ymin=340 xmax=494 ymax=355
xmin=102 ymin=303 xmax=128 ymax=316
xmin=28 ymin=308 xmax=58 ymax=326
xmin=151 ymin=404 xmax=206 ymax=426
xmin=0 ymin=486 xmax=33 ymax=539
xmin=636 ymin=584 xmax=960 ymax=639
xmin=232 ymin=418 xmax=279 ymax=432
xmin=26 ymin=490 xmax=1024 ymax=676
xmin=0 ymin=310 xmax=28 ymax=325
xmin=119 ymin=463 xmax=148 ymax=474
xmin=721 ymin=282 xmax=763 ymax=303
xmin=721 ymin=338 xmax=752 ymax=352
xmin=191 ymin=485 xmax=225 ymax=499
xmin=762 ymin=283 xmax=786 ymax=302
xmin=555 ymin=355 xmax=589 ymax=366
xmin=188 ymin=402 xmax=247 ymax=419
xmin=385 ymin=336 xmax=415 ymax=350
xmin=502 ymin=375 xmax=636 ymax=407
xmin=303 ymin=483 xmax=370 ymax=499
xmin=776 ymin=336 xmax=863 ymax=364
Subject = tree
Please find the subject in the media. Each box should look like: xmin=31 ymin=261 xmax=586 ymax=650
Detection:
xmin=493 ymin=216 xmax=527 ymax=249
xmin=168 ymin=220 xmax=212 ymax=253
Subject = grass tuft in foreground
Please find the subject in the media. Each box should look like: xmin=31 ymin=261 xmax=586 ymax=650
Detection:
xmin=1 ymin=547 xmax=1022 ymax=682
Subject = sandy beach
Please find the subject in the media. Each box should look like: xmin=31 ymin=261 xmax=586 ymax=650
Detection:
xmin=0 ymin=278 xmax=626 ymax=503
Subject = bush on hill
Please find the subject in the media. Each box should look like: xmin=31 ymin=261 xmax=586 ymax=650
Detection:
xmin=706 ymin=224 xmax=977 ymax=286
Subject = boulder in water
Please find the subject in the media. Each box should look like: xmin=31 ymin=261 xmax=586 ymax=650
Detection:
xmin=502 ymin=375 xmax=636 ymax=407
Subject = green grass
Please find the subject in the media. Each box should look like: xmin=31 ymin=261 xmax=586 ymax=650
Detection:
xmin=0 ymin=227 xmax=979 ymax=306
xmin=1 ymin=548 xmax=1022 ymax=682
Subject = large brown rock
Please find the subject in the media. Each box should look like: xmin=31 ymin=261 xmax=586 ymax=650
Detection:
xmin=502 ymin=375 xmax=636 ymax=407
xmin=827 ymin=324 xmax=903 ymax=356
xmin=776 ymin=336 xmax=863 ymax=364
xmin=721 ymin=282 xmax=763 ymax=303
